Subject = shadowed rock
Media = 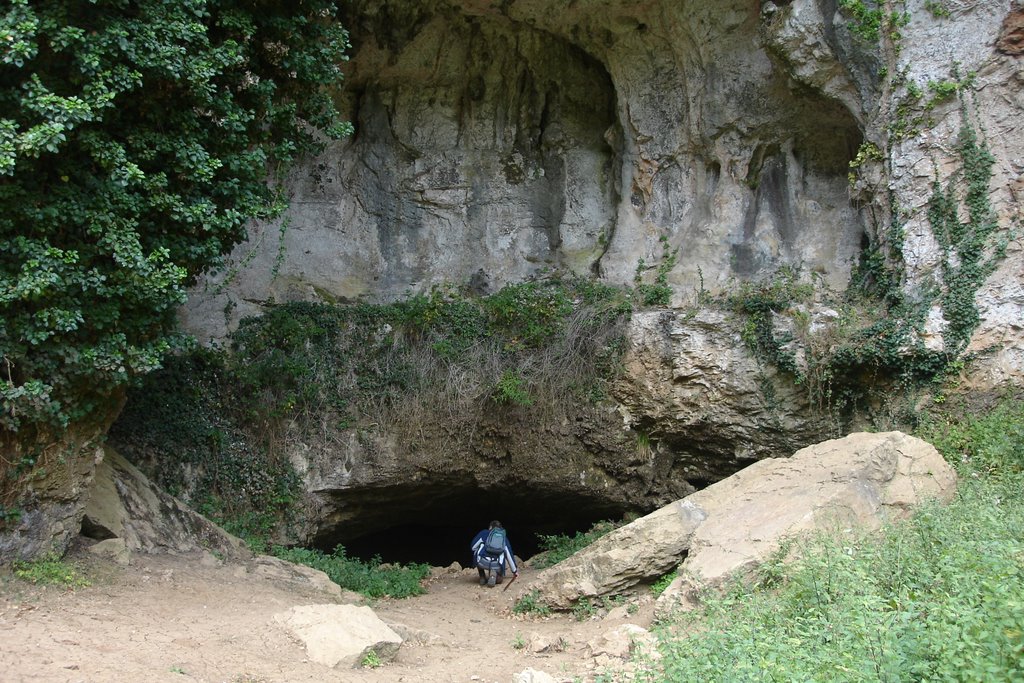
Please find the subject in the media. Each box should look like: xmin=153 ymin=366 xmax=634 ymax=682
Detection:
xmin=81 ymin=448 xmax=249 ymax=560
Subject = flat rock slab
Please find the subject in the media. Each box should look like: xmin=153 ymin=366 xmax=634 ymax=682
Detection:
xmin=274 ymin=604 xmax=402 ymax=669
xmin=525 ymin=432 xmax=956 ymax=610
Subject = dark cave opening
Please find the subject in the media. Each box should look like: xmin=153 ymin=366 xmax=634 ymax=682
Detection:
xmin=315 ymin=485 xmax=636 ymax=567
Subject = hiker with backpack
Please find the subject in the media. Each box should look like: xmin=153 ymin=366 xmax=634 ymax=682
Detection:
xmin=470 ymin=520 xmax=519 ymax=587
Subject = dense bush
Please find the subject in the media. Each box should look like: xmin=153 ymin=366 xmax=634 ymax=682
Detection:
xmin=531 ymin=520 xmax=622 ymax=570
xmin=108 ymin=349 xmax=301 ymax=545
xmin=0 ymin=0 xmax=351 ymax=435
xmin=633 ymin=397 xmax=1024 ymax=683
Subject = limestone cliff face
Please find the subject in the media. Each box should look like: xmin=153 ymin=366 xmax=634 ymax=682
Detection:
xmin=183 ymin=0 xmax=1024 ymax=386
xmin=173 ymin=1 xmax=1023 ymax=544
xmin=183 ymin=0 xmax=869 ymax=339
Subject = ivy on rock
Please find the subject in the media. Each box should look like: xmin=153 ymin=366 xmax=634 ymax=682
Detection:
xmin=0 ymin=0 xmax=352 ymax=433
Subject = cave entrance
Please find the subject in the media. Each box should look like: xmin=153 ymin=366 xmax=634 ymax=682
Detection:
xmin=315 ymin=485 xmax=635 ymax=567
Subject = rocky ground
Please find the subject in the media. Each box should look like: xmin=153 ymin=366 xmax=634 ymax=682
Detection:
xmin=0 ymin=545 xmax=658 ymax=683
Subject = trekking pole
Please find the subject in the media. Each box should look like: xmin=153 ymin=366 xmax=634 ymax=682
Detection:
xmin=502 ymin=573 xmax=518 ymax=592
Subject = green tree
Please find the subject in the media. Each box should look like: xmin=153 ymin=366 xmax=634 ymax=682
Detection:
xmin=0 ymin=0 xmax=352 ymax=433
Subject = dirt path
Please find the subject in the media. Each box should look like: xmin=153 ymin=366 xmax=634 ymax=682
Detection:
xmin=0 ymin=548 xmax=656 ymax=683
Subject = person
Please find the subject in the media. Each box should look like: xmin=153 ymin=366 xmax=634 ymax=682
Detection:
xmin=470 ymin=520 xmax=519 ymax=587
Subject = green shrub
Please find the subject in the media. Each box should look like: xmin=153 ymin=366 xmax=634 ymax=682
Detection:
xmin=483 ymin=281 xmax=573 ymax=347
xmin=492 ymin=370 xmax=532 ymax=406
xmin=12 ymin=554 xmax=89 ymax=588
xmin=272 ymin=545 xmax=429 ymax=599
xmin=531 ymin=520 xmax=621 ymax=570
xmin=633 ymin=235 xmax=678 ymax=307
xmin=650 ymin=570 xmax=677 ymax=597
xmin=512 ymin=589 xmax=552 ymax=616
xmin=917 ymin=396 xmax=1024 ymax=477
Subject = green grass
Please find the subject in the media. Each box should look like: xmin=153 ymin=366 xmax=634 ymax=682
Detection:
xmin=11 ymin=555 xmax=90 ymax=588
xmin=271 ymin=545 xmax=430 ymax=599
xmin=650 ymin=570 xmax=677 ymax=597
xmin=512 ymin=589 xmax=552 ymax=616
xmin=532 ymin=520 xmax=622 ymax=570
xmin=630 ymin=396 xmax=1024 ymax=683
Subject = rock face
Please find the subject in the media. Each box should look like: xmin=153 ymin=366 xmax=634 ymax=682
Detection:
xmin=80 ymin=448 xmax=249 ymax=560
xmin=293 ymin=398 xmax=699 ymax=549
xmin=178 ymin=0 xmax=1024 ymax=390
xmin=612 ymin=309 xmax=828 ymax=483
xmin=182 ymin=0 xmax=869 ymax=342
xmin=524 ymin=432 xmax=956 ymax=609
xmin=0 ymin=398 xmax=122 ymax=563
xmin=274 ymin=604 xmax=403 ymax=669
xmin=167 ymin=0 xmax=1023 ymax=551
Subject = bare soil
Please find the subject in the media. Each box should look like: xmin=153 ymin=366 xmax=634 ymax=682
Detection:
xmin=0 ymin=547 xmax=656 ymax=683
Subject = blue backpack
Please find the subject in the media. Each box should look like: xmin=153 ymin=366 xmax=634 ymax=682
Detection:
xmin=483 ymin=527 xmax=506 ymax=558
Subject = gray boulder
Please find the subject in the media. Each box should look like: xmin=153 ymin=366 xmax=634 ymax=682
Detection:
xmin=274 ymin=604 xmax=402 ymax=669
xmin=525 ymin=432 xmax=956 ymax=610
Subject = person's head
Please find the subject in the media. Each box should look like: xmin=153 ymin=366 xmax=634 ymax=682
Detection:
xmin=489 ymin=520 xmax=502 ymax=530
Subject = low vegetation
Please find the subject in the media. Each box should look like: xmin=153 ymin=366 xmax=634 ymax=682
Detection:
xmin=271 ymin=545 xmax=430 ymax=600
xmin=531 ymin=520 xmax=623 ymax=570
xmin=512 ymin=589 xmax=552 ymax=617
xmin=10 ymin=554 xmax=89 ymax=588
xmin=627 ymin=395 xmax=1024 ymax=682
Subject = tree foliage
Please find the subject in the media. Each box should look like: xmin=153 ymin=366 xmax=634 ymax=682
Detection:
xmin=0 ymin=0 xmax=352 ymax=432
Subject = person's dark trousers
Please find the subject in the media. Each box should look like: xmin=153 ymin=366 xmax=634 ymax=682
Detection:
xmin=477 ymin=561 xmax=505 ymax=582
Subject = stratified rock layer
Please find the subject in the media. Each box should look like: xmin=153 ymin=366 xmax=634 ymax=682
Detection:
xmin=81 ymin=448 xmax=249 ymax=560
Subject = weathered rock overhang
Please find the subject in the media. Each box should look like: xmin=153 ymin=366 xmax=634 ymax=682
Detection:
xmin=183 ymin=0 xmax=870 ymax=342
xmin=172 ymin=0 xmax=883 ymax=557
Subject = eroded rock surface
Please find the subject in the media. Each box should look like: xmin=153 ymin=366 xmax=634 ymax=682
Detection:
xmin=274 ymin=604 xmax=403 ymax=669
xmin=170 ymin=1 xmax=1022 ymax=549
xmin=183 ymin=0 xmax=868 ymax=342
xmin=525 ymin=432 xmax=956 ymax=610
xmin=0 ymin=399 xmax=122 ymax=563
xmin=81 ymin=448 xmax=249 ymax=561
xmin=118 ymin=0 xmax=1013 ymax=562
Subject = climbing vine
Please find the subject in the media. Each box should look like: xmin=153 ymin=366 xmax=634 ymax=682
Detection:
xmin=727 ymin=267 xmax=812 ymax=381
xmin=838 ymin=0 xmax=909 ymax=45
xmin=634 ymin=234 xmax=679 ymax=307
xmin=928 ymin=103 xmax=1003 ymax=355
xmin=0 ymin=0 xmax=352 ymax=437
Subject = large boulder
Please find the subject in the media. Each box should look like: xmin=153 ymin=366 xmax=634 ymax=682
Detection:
xmin=81 ymin=448 xmax=249 ymax=560
xmin=524 ymin=432 xmax=956 ymax=609
xmin=274 ymin=604 xmax=403 ymax=669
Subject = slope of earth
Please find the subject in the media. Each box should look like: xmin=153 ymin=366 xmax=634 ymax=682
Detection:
xmin=0 ymin=549 xmax=656 ymax=683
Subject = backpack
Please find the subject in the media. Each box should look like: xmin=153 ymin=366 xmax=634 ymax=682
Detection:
xmin=483 ymin=527 xmax=506 ymax=558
